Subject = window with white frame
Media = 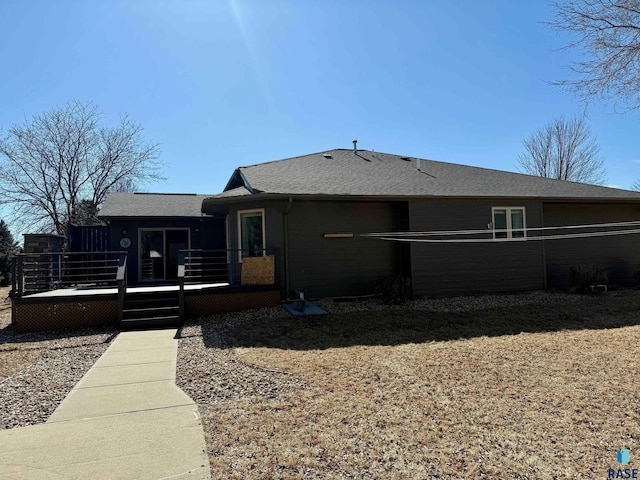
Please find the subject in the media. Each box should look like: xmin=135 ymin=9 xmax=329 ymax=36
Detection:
xmin=238 ymin=209 xmax=265 ymax=260
xmin=492 ymin=207 xmax=526 ymax=239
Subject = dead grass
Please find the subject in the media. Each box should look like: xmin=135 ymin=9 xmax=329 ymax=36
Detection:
xmin=187 ymin=292 xmax=640 ymax=479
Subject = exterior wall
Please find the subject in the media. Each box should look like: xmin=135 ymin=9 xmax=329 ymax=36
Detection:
xmin=409 ymin=198 xmax=545 ymax=296
xmin=212 ymin=199 xmax=407 ymax=299
xmin=211 ymin=199 xmax=286 ymax=291
xmin=12 ymin=295 xmax=118 ymax=332
xmin=543 ymin=202 xmax=640 ymax=288
xmin=106 ymin=217 xmax=224 ymax=285
xmin=286 ymin=200 xmax=406 ymax=298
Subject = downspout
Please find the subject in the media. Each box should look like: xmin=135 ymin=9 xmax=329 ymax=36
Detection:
xmin=284 ymin=197 xmax=293 ymax=299
xmin=540 ymin=202 xmax=547 ymax=290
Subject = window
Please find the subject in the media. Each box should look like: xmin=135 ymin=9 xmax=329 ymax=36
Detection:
xmin=492 ymin=207 xmax=526 ymax=239
xmin=238 ymin=209 xmax=265 ymax=260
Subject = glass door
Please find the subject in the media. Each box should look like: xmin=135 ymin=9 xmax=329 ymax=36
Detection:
xmin=166 ymin=230 xmax=189 ymax=280
xmin=140 ymin=230 xmax=165 ymax=281
xmin=139 ymin=228 xmax=190 ymax=281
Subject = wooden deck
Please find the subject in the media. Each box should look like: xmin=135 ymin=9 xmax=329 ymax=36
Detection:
xmin=12 ymin=282 xmax=280 ymax=332
xmin=11 ymin=250 xmax=281 ymax=331
xmin=23 ymin=282 xmax=231 ymax=299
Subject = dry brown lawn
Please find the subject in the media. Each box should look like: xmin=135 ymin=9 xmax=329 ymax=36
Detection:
xmin=185 ymin=292 xmax=640 ymax=479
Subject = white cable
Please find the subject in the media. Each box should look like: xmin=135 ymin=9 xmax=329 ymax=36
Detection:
xmin=371 ymin=228 xmax=640 ymax=243
xmin=363 ymin=220 xmax=640 ymax=238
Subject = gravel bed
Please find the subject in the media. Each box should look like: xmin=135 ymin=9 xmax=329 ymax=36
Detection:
xmin=177 ymin=311 xmax=308 ymax=407
xmin=317 ymin=289 xmax=585 ymax=313
xmin=0 ymin=312 xmax=116 ymax=429
xmin=175 ymin=290 xmax=581 ymax=407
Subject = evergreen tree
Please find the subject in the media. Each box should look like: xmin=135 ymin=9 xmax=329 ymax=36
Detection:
xmin=0 ymin=220 xmax=17 ymax=286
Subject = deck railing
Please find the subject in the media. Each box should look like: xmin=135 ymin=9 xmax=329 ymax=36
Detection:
xmin=177 ymin=249 xmax=278 ymax=323
xmin=178 ymin=249 xmax=276 ymax=285
xmin=12 ymin=251 xmax=128 ymax=297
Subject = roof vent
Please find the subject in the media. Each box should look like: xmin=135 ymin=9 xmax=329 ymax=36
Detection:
xmin=400 ymin=156 xmax=410 ymax=161
xmin=323 ymin=153 xmax=332 ymax=159
xmin=353 ymin=139 xmax=358 ymax=154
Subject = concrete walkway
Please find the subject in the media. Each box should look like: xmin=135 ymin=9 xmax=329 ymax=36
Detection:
xmin=0 ymin=329 xmax=210 ymax=480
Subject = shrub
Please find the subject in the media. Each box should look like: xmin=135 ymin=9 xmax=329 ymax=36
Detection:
xmin=569 ymin=263 xmax=608 ymax=293
xmin=375 ymin=274 xmax=412 ymax=305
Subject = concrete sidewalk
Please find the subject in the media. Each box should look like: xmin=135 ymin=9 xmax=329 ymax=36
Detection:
xmin=0 ymin=329 xmax=210 ymax=480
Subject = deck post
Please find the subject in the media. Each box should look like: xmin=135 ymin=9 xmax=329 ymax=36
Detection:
xmin=16 ymin=256 xmax=24 ymax=297
xmin=178 ymin=251 xmax=185 ymax=324
xmin=11 ymin=257 xmax=17 ymax=297
xmin=116 ymin=253 xmax=127 ymax=328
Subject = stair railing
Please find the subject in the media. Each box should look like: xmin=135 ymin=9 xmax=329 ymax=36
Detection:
xmin=177 ymin=251 xmax=185 ymax=324
xmin=117 ymin=253 xmax=127 ymax=329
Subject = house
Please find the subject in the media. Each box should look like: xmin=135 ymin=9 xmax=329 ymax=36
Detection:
xmin=12 ymin=146 xmax=640 ymax=331
xmin=100 ymin=147 xmax=640 ymax=298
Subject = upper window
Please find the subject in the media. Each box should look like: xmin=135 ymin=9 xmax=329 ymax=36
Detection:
xmin=492 ymin=207 xmax=526 ymax=239
xmin=238 ymin=209 xmax=265 ymax=260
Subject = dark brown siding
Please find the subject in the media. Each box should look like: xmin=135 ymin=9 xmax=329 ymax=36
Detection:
xmin=107 ymin=217 xmax=225 ymax=285
xmin=219 ymin=199 xmax=406 ymax=298
xmin=286 ymin=200 xmax=406 ymax=298
xmin=221 ymin=200 xmax=287 ymax=293
xmin=409 ymin=199 xmax=545 ymax=296
xmin=543 ymin=202 xmax=640 ymax=288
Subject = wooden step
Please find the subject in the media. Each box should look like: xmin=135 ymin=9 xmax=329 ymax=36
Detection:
xmin=119 ymin=290 xmax=181 ymax=330
xmin=122 ymin=305 xmax=179 ymax=320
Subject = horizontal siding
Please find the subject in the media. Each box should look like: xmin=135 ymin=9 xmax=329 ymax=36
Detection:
xmin=543 ymin=203 xmax=640 ymax=288
xmin=409 ymin=199 xmax=545 ymax=296
xmin=287 ymin=201 xmax=406 ymax=298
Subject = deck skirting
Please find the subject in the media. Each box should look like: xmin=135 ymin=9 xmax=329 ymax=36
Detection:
xmin=12 ymin=286 xmax=281 ymax=332
xmin=185 ymin=289 xmax=280 ymax=317
xmin=12 ymin=296 xmax=119 ymax=332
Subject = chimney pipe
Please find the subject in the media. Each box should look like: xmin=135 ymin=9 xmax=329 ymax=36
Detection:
xmin=353 ymin=139 xmax=358 ymax=154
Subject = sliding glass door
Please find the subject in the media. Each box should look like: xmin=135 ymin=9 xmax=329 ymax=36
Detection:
xmin=139 ymin=228 xmax=189 ymax=281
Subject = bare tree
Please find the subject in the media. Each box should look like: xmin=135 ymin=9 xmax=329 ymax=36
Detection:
xmin=517 ymin=115 xmax=607 ymax=184
xmin=0 ymin=101 xmax=163 ymax=234
xmin=551 ymin=0 xmax=640 ymax=110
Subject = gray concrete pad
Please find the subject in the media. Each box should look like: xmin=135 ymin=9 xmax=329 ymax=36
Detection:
xmin=48 ymin=380 xmax=194 ymax=422
xmin=107 ymin=337 xmax=178 ymax=351
xmin=92 ymin=346 xmax=178 ymax=367
xmin=75 ymin=361 xmax=176 ymax=388
xmin=0 ymin=328 xmax=211 ymax=479
xmin=0 ymin=405 xmax=209 ymax=480
xmin=117 ymin=329 xmax=178 ymax=340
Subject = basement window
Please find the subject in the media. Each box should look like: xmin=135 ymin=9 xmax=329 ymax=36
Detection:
xmin=492 ymin=207 xmax=526 ymax=239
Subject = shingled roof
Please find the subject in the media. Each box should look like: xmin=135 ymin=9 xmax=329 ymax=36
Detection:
xmin=99 ymin=193 xmax=211 ymax=218
xmin=214 ymin=149 xmax=640 ymax=200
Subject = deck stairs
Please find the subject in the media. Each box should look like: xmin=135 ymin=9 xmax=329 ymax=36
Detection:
xmin=120 ymin=290 xmax=181 ymax=330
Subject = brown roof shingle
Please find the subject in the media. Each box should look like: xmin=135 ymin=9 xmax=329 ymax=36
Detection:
xmin=232 ymin=149 xmax=640 ymax=199
xmin=99 ymin=193 xmax=212 ymax=218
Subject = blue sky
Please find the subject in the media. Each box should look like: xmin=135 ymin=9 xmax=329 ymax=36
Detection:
xmin=1 ymin=0 xmax=639 ymax=206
